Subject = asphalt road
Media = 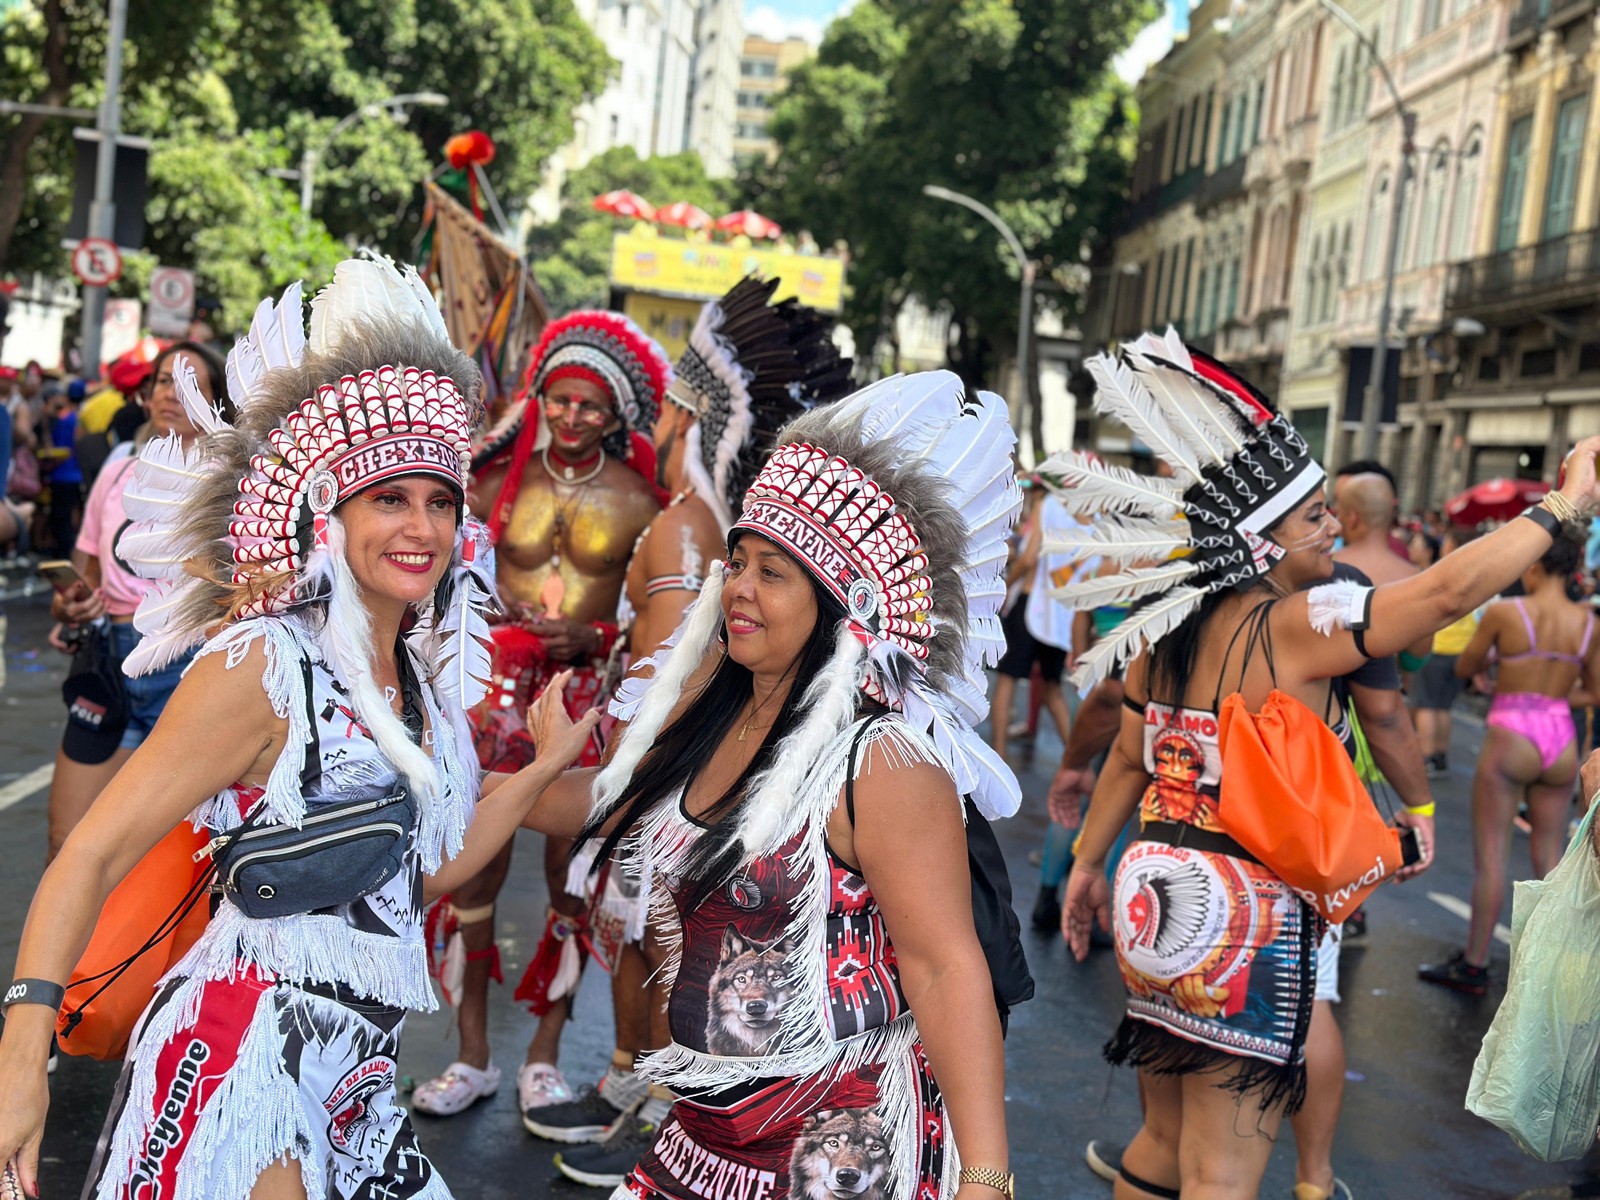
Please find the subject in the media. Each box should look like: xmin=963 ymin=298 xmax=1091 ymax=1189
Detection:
xmin=3 ymin=572 xmax=1599 ymax=1199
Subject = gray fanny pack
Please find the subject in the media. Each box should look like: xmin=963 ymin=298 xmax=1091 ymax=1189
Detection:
xmin=201 ymin=786 xmax=417 ymax=919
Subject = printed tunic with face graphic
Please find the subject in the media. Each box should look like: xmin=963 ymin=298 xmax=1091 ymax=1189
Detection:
xmin=1106 ymin=697 xmax=1316 ymax=1094
xmin=84 ymin=614 xmax=476 ymax=1200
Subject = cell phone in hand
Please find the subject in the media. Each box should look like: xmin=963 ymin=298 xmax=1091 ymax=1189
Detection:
xmin=38 ymin=559 xmax=85 ymax=595
xmin=1399 ymin=826 xmax=1422 ymax=868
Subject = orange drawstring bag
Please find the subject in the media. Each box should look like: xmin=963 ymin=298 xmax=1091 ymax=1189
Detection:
xmin=55 ymin=822 xmax=213 ymax=1060
xmin=1216 ymin=688 xmax=1403 ymax=924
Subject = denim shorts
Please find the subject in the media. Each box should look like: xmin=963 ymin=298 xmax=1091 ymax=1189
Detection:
xmin=107 ymin=621 xmax=194 ymax=750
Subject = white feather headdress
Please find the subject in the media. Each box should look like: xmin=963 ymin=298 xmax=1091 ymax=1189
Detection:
xmin=1040 ymin=328 xmax=1325 ymax=689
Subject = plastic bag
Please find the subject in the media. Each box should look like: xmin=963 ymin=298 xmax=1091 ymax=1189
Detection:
xmin=1467 ymin=801 xmax=1600 ymax=1160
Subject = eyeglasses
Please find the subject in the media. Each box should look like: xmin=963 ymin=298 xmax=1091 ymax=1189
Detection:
xmin=543 ymin=395 xmax=614 ymax=425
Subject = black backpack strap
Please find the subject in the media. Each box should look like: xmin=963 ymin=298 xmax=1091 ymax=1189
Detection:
xmin=843 ymin=715 xmax=885 ymax=828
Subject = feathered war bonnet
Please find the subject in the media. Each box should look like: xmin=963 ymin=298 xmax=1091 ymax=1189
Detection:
xmin=1040 ymin=327 xmax=1326 ymax=690
xmin=592 ymin=372 xmax=1023 ymax=870
xmin=472 ymin=310 xmax=673 ymax=531
xmin=669 ymin=275 xmax=854 ymax=530
xmin=116 ymin=254 xmax=492 ymax=804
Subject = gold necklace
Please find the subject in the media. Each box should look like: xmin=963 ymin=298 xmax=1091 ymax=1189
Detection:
xmin=737 ymin=683 xmax=785 ymax=742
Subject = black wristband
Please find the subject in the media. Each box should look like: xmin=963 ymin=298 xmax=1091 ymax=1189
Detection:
xmin=1 ymin=978 xmax=66 ymax=1014
xmin=1520 ymin=506 xmax=1562 ymax=539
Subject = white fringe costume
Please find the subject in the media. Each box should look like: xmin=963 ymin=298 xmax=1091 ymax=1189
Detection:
xmin=586 ymin=373 xmax=1022 ymax=1200
xmin=84 ymin=257 xmax=492 ymax=1200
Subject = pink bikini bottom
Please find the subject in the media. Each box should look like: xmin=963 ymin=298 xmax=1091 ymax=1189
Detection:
xmin=1486 ymin=692 xmax=1576 ymax=773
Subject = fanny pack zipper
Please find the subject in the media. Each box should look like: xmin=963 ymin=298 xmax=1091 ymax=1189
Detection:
xmin=194 ymin=794 xmax=401 ymax=864
xmin=221 ymin=822 xmax=407 ymax=893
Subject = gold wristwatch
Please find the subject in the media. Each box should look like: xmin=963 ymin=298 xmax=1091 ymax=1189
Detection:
xmin=959 ymin=1166 xmax=1015 ymax=1198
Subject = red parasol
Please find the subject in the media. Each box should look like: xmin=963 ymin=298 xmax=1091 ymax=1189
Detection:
xmin=1444 ymin=477 xmax=1550 ymax=526
xmin=654 ymin=200 xmax=713 ymax=230
xmin=714 ymin=210 xmax=783 ymax=239
xmin=593 ymin=190 xmax=657 ymax=221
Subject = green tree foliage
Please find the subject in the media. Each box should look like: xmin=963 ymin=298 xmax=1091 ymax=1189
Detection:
xmin=525 ymin=145 xmax=736 ymax=316
xmin=0 ymin=0 xmax=611 ymax=332
xmin=748 ymin=0 xmax=1149 ymax=392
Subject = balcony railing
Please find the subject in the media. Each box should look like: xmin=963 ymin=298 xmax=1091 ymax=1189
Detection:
xmin=1508 ymin=0 xmax=1597 ymax=46
xmin=1446 ymin=228 xmax=1600 ymax=316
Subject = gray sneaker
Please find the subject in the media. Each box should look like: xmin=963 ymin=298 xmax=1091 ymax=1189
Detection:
xmin=555 ymin=1113 xmax=660 ymax=1187
xmin=523 ymin=1080 xmax=644 ymax=1143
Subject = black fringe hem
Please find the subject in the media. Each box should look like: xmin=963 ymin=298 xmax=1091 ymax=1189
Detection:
xmin=1103 ymin=1016 xmax=1308 ymax=1117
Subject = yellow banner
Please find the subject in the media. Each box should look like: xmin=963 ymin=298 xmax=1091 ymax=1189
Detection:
xmin=621 ymin=293 xmax=706 ymax=362
xmin=610 ymin=231 xmax=846 ymax=313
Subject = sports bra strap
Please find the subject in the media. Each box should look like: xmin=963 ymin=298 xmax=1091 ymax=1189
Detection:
xmin=1514 ymin=598 xmax=1538 ymax=650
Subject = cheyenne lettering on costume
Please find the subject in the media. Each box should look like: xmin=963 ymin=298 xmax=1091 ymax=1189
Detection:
xmin=651 ymin=1123 xmax=779 ymax=1200
xmin=334 ymin=436 xmax=461 ymax=494
xmin=128 ymin=1040 xmax=211 ymax=1199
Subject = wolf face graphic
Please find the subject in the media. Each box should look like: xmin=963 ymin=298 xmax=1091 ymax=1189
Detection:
xmin=704 ymin=924 xmax=794 ymax=1056
xmin=788 ymin=1107 xmax=890 ymax=1200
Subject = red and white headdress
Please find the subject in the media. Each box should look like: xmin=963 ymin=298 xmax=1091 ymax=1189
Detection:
xmin=116 ymin=256 xmax=490 ymax=802
xmin=598 ymin=372 xmax=1024 ymax=845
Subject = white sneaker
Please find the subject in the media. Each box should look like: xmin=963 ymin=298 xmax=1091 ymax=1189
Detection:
xmin=411 ymin=1061 xmax=501 ymax=1116
xmin=518 ymin=1061 xmax=575 ymax=1113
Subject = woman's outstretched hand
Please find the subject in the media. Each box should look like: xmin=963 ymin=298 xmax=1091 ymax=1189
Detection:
xmin=524 ymin=669 xmax=601 ymax=775
xmin=1559 ymin=437 xmax=1600 ymax=517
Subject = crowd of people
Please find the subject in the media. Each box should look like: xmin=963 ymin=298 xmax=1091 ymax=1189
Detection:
xmin=1 ymin=265 xmax=1598 ymax=1200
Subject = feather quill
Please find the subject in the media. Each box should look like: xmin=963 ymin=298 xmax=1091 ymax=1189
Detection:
xmin=1047 ymin=517 xmax=1192 ymax=564
xmin=1123 ymin=348 xmax=1245 ymax=461
xmin=1069 ymin=586 xmax=1206 ymax=691
xmin=1085 ymin=353 xmax=1202 ymax=482
xmin=1054 ymin=561 xmax=1198 ymax=609
xmin=1038 ymin=450 xmax=1186 ymax=517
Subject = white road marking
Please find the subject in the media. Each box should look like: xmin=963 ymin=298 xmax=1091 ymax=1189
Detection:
xmin=1427 ymin=890 xmax=1511 ymax=946
xmin=0 ymin=763 xmax=53 ymax=813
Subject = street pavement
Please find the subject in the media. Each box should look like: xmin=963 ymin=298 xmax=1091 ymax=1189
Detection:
xmin=3 ymin=573 xmax=1600 ymax=1198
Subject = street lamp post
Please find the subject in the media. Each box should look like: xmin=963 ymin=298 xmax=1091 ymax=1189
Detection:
xmin=921 ymin=184 xmax=1037 ymax=459
xmin=1316 ymin=0 xmax=1416 ymax=463
xmin=299 ymin=92 xmax=448 ymax=215
xmin=78 ymin=0 xmax=129 ymax=377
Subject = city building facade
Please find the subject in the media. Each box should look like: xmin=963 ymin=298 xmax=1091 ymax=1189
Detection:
xmin=688 ymin=0 xmax=744 ymax=177
xmin=733 ymin=35 xmax=815 ymax=165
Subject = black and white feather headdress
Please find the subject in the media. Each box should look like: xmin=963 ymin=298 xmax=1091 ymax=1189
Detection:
xmin=670 ymin=275 xmax=854 ymax=528
xmin=1041 ymin=328 xmax=1325 ymax=689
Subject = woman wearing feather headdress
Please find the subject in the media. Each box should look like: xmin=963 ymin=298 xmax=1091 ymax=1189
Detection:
xmin=506 ymin=372 xmax=1024 ymax=1200
xmin=1048 ymin=331 xmax=1600 ymax=1200
xmin=0 ymin=258 xmax=601 ymax=1200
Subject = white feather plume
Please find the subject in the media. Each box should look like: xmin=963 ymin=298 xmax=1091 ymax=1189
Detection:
xmin=1054 ymin=561 xmax=1198 ymax=610
xmin=414 ymin=521 xmax=498 ymax=713
xmin=1038 ymin=451 xmax=1186 ymax=518
xmin=899 ymin=679 xmax=1021 ymax=820
xmin=120 ymin=434 xmax=209 ymax=580
xmin=310 ymin=255 xmax=446 ymax=354
xmin=1069 ymin=585 xmax=1206 ymax=691
xmin=170 ymin=355 xmax=227 ymax=436
xmin=1046 ymin=517 xmax=1192 ymax=565
xmin=226 ymin=282 xmax=306 ymax=410
xmin=1131 ymin=326 xmax=1194 ymax=371
xmin=1085 ymin=352 xmax=1200 ymax=483
xmin=123 ymin=578 xmax=209 ymax=676
xmin=1124 ymin=348 xmax=1249 ymax=461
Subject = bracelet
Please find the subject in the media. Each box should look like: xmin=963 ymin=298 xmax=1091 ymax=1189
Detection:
xmin=958 ymin=1167 xmax=1015 ymax=1198
xmin=1 ymin=978 xmax=66 ymax=1014
xmin=1521 ymin=506 xmax=1563 ymax=538
xmin=1403 ymin=802 xmax=1436 ymax=817
xmin=1543 ymin=491 xmax=1583 ymax=524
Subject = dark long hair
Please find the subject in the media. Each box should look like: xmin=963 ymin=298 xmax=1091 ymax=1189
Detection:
xmin=579 ymin=555 xmax=852 ymax=900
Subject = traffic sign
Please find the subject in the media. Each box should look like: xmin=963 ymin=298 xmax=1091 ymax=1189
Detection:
xmin=72 ymin=238 xmax=122 ymax=287
xmin=148 ymin=266 xmax=195 ymax=336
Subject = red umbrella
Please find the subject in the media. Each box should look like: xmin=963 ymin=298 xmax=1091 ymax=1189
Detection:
xmin=654 ymin=200 xmax=713 ymax=230
xmin=1444 ymin=477 xmax=1550 ymax=526
xmin=714 ymin=210 xmax=783 ymax=239
xmin=592 ymin=190 xmax=656 ymax=221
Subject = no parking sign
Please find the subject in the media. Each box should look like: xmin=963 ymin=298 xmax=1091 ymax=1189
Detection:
xmin=148 ymin=266 xmax=195 ymax=336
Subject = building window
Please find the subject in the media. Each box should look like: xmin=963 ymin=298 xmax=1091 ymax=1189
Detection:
xmin=1543 ymin=95 xmax=1588 ymax=240
xmin=1497 ymin=115 xmax=1533 ymax=252
xmin=1420 ymin=0 xmax=1445 ymax=34
xmin=740 ymin=58 xmax=778 ymax=78
xmin=1177 ymin=238 xmax=1195 ymax=323
xmin=1364 ymin=171 xmax=1391 ymax=281
xmin=1412 ymin=141 xmax=1450 ymax=267
xmin=1224 ymin=257 xmax=1241 ymax=323
xmin=1449 ymin=130 xmax=1483 ymax=260
xmin=1304 ymin=232 xmax=1324 ymax=315
xmin=1252 ymin=80 xmax=1266 ymax=144
xmin=1329 ymin=49 xmax=1346 ymax=131
xmin=1196 ymin=264 xmax=1212 ymax=334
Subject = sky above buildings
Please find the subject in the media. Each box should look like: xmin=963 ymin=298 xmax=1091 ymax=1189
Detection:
xmin=743 ymin=0 xmax=1171 ymax=82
